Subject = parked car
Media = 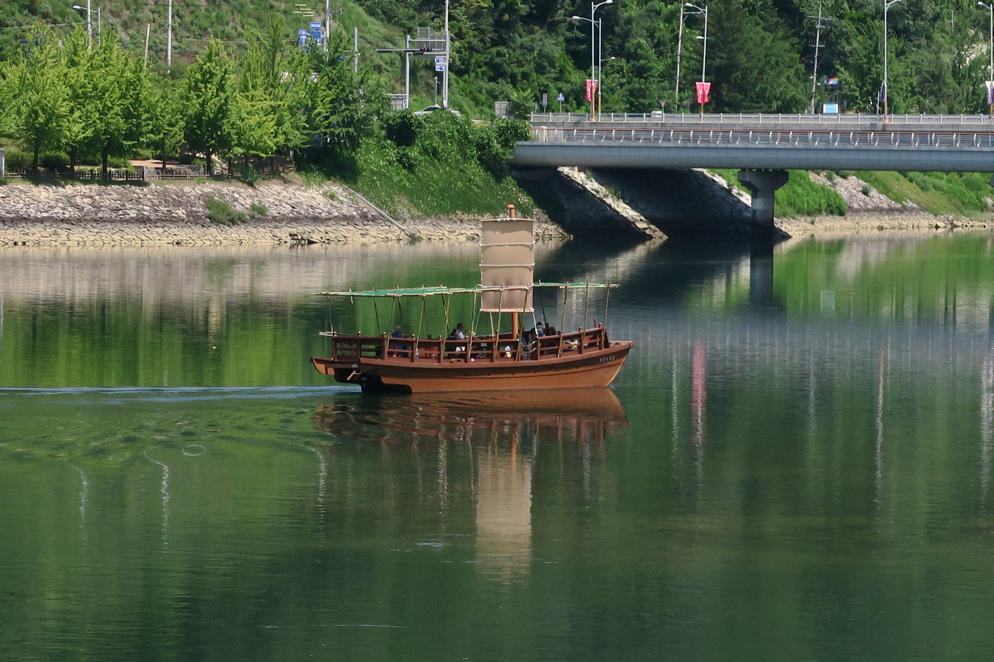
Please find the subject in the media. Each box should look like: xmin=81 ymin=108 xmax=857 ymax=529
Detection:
xmin=413 ymin=105 xmax=462 ymax=116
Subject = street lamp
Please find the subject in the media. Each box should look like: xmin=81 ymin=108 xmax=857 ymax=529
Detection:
xmin=72 ymin=2 xmax=100 ymax=50
xmin=599 ymin=55 xmax=616 ymax=118
xmin=882 ymin=0 xmax=904 ymax=123
xmin=685 ymin=3 xmax=708 ymax=115
xmin=980 ymin=1 xmax=994 ymax=116
xmin=573 ymin=0 xmax=613 ymax=121
xmin=675 ymin=3 xmax=685 ymax=101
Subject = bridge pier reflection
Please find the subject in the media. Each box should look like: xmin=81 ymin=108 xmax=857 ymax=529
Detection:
xmin=749 ymin=239 xmax=775 ymax=308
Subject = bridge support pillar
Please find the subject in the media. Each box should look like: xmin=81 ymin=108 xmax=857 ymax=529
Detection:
xmin=737 ymin=169 xmax=789 ymax=233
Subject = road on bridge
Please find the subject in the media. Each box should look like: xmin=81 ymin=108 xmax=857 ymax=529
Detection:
xmin=516 ymin=113 xmax=994 ymax=173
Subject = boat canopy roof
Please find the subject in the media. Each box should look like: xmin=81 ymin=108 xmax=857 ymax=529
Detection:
xmin=317 ymin=282 xmax=617 ymax=298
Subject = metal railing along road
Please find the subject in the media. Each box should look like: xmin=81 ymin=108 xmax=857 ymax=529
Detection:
xmin=528 ymin=126 xmax=994 ymax=149
xmin=530 ymin=112 xmax=994 ymax=127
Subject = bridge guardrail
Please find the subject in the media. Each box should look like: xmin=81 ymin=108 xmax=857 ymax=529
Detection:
xmin=530 ymin=112 xmax=994 ymax=127
xmin=529 ymin=126 xmax=994 ymax=149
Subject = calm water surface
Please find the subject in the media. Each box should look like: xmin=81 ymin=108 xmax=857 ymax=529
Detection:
xmin=3 ymin=235 xmax=994 ymax=660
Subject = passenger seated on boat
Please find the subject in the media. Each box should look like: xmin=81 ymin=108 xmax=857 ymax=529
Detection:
xmin=447 ymin=323 xmax=467 ymax=355
xmin=522 ymin=328 xmax=537 ymax=359
xmin=543 ymin=323 xmax=557 ymax=336
xmin=389 ymin=325 xmax=406 ymax=357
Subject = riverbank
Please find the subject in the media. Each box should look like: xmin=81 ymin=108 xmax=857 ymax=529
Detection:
xmin=775 ymin=212 xmax=994 ymax=237
xmin=0 ymin=180 xmax=567 ymax=246
xmin=0 ymin=178 xmax=991 ymax=247
xmin=776 ymin=171 xmax=994 ymax=236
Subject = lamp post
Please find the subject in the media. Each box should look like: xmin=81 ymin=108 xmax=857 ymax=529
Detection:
xmin=882 ymin=0 xmax=904 ymax=123
xmin=72 ymin=2 xmax=100 ymax=50
xmin=574 ymin=0 xmax=613 ymax=121
xmin=675 ymin=3 xmax=685 ymax=101
xmin=685 ymin=3 xmax=708 ymax=115
xmin=443 ymin=0 xmax=450 ymax=110
xmin=599 ymin=55 xmax=615 ymax=118
xmin=980 ymin=1 xmax=994 ymax=117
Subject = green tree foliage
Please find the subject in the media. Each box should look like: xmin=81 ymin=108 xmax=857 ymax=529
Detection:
xmin=237 ymin=15 xmax=310 ymax=157
xmin=182 ymin=38 xmax=233 ymax=175
xmin=301 ymin=32 xmax=377 ymax=165
xmin=142 ymin=77 xmax=185 ymax=174
xmin=82 ymin=37 xmax=153 ymax=176
xmin=4 ymin=0 xmax=994 ymax=201
xmin=705 ymin=1 xmax=808 ymax=112
xmin=1 ymin=30 xmax=70 ymax=171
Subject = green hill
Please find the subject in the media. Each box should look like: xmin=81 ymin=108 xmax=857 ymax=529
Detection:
xmin=2 ymin=0 xmax=991 ymax=117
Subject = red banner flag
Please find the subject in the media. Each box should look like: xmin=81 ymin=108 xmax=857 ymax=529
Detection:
xmin=695 ymin=82 xmax=711 ymax=105
xmin=585 ymin=79 xmax=598 ymax=102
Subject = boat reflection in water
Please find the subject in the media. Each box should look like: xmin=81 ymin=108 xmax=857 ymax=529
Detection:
xmin=314 ymin=389 xmax=628 ymax=579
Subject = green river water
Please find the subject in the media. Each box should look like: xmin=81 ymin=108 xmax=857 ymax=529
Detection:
xmin=2 ymin=233 xmax=994 ymax=660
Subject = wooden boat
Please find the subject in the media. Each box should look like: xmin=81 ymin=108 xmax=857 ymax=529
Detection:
xmin=310 ymin=207 xmax=633 ymax=393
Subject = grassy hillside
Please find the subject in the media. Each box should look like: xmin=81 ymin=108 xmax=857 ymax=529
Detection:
xmin=718 ymin=169 xmax=994 ymax=219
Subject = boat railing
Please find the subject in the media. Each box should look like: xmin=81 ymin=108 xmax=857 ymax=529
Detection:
xmin=324 ymin=334 xmax=385 ymax=360
xmin=327 ymin=325 xmax=608 ymax=364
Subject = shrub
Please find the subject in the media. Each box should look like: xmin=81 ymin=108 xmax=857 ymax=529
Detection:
xmin=396 ymin=147 xmax=418 ymax=172
xmin=5 ymin=150 xmax=32 ymax=172
xmin=205 ymin=197 xmax=248 ymax=225
xmin=384 ymin=111 xmax=420 ymax=148
xmin=475 ymin=118 xmax=530 ymax=177
xmin=107 ymin=156 xmax=134 ymax=171
xmin=774 ymin=170 xmax=848 ymax=217
xmin=40 ymin=153 xmax=69 ymax=171
xmin=240 ymin=163 xmax=260 ymax=187
xmin=249 ymin=202 xmax=267 ymax=216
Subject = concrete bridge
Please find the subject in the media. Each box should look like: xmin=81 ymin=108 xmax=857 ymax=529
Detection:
xmin=513 ymin=113 xmax=994 ymax=236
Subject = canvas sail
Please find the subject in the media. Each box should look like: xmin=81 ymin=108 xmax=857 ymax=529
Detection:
xmin=480 ymin=218 xmax=534 ymax=313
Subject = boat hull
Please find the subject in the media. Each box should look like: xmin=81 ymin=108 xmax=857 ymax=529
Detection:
xmin=312 ymin=341 xmax=632 ymax=394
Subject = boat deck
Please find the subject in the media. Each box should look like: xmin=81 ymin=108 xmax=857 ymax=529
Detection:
xmin=318 ymin=325 xmax=612 ymax=365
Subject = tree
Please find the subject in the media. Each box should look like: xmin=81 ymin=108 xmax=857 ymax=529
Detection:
xmin=82 ymin=37 xmax=152 ymax=176
xmin=1 ymin=30 xmax=69 ymax=172
xmin=142 ymin=76 xmax=184 ymax=175
xmin=239 ymin=15 xmax=311 ymax=157
xmin=301 ymin=33 xmax=376 ymax=163
xmin=707 ymin=1 xmax=808 ymax=112
xmin=182 ymin=38 xmax=233 ymax=175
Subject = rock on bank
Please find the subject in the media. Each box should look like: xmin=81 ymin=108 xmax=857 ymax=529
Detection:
xmin=0 ymin=180 xmax=565 ymax=246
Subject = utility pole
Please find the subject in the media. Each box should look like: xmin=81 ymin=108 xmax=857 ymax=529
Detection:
xmin=167 ymin=0 xmax=173 ymax=72
xmin=883 ymin=0 xmax=906 ymax=123
xmin=807 ymin=3 xmax=834 ymax=114
xmin=442 ymin=0 xmax=450 ymax=109
xmin=675 ymin=3 xmax=685 ymax=102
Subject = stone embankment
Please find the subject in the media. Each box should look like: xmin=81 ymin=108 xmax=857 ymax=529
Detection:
xmin=0 ymin=181 xmax=566 ymax=246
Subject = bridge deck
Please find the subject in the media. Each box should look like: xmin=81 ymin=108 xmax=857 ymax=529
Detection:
xmin=516 ymin=119 xmax=994 ymax=172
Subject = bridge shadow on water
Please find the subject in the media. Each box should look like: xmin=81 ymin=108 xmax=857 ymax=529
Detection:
xmin=539 ymin=236 xmax=784 ymax=314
